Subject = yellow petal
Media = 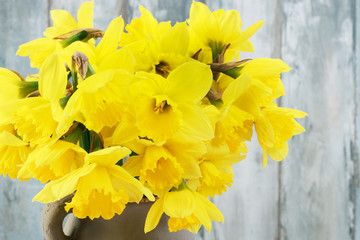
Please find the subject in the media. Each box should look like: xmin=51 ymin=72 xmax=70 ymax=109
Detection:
xmin=255 ymin=117 xmax=275 ymax=148
xmin=96 ymin=16 xmax=124 ymax=63
xmin=111 ymin=120 xmax=139 ymax=146
xmin=145 ymin=199 xmax=164 ymax=233
xmin=243 ymin=58 xmax=291 ymax=78
xmin=222 ymin=72 xmax=252 ymax=107
xmin=188 ymin=2 xmax=217 ymax=44
xmin=268 ymin=143 xmax=289 ymax=161
xmin=121 ymin=5 xmax=168 ymax=46
xmin=163 ymin=189 xmax=196 ymax=218
xmin=217 ymin=10 xmax=242 ymax=41
xmin=45 ymin=10 xmax=78 ymax=38
xmin=180 ymin=104 xmax=214 ymax=141
xmin=0 ymin=131 xmax=27 ymax=147
xmin=229 ymin=21 xmax=264 ymax=53
xmin=167 ymin=62 xmax=212 ymax=103
xmin=160 ymin=22 xmax=189 ymax=55
xmin=195 ymin=192 xmax=224 ymax=222
xmin=263 ymin=150 xmax=268 ymax=168
xmin=39 ymin=53 xmax=67 ymax=102
xmin=136 ymin=94 xmax=181 ymax=143
xmin=33 ymin=164 xmax=95 ymax=203
xmin=16 ymin=38 xmax=58 ymax=68
xmin=122 ymin=155 xmax=143 ymax=177
xmin=98 ymin=47 xmax=136 ymax=73
xmin=86 ymin=146 xmax=131 ymax=166
xmin=77 ymin=1 xmax=94 ymax=28
xmin=109 ymin=166 xmax=155 ymax=202
xmin=165 ymin=138 xmax=205 ymax=179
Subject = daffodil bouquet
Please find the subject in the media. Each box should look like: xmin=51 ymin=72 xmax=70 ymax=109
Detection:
xmin=0 ymin=1 xmax=306 ymax=234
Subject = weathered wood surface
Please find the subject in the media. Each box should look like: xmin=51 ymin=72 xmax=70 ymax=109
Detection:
xmin=280 ymin=1 xmax=356 ymax=240
xmin=0 ymin=0 xmax=356 ymax=239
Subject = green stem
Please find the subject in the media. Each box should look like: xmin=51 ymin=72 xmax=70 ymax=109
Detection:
xmin=79 ymin=129 xmax=91 ymax=153
xmin=116 ymin=159 xmax=123 ymax=166
xmin=63 ymin=124 xmax=85 ymax=144
xmin=223 ymin=67 xmax=243 ymax=79
xmin=18 ymin=81 xmax=38 ymax=98
xmin=209 ymin=98 xmax=224 ymax=108
xmin=209 ymin=41 xmax=225 ymax=62
xmin=60 ymin=31 xmax=89 ymax=48
xmin=59 ymin=94 xmax=72 ymax=109
xmin=71 ymin=71 xmax=78 ymax=92
xmin=90 ymin=131 xmax=103 ymax=152
xmin=177 ymin=181 xmax=187 ymax=190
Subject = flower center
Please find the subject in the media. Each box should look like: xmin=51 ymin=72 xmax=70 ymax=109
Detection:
xmin=155 ymin=61 xmax=171 ymax=78
xmin=154 ymin=99 xmax=170 ymax=113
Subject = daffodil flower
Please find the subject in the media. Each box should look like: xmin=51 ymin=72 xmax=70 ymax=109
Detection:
xmin=187 ymin=1 xmax=264 ymax=63
xmin=0 ymin=131 xmax=31 ymax=180
xmin=145 ymin=185 xmax=223 ymax=233
xmin=120 ymin=6 xmax=171 ymax=47
xmin=188 ymin=143 xmax=244 ymax=197
xmin=132 ymin=62 xmax=214 ymax=143
xmin=122 ymin=15 xmax=191 ymax=75
xmin=18 ymin=140 xmax=87 ymax=183
xmin=0 ymin=68 xmax=38 ymax=102
xmin=60 ymin=16 xmax=136 ymax=74
xmin=255 ymin=107 xmax=307 ymax=167
xmin=57 ymin=69 xmax=135 ymax=136
xmin=0 ymin=53 xmax=67 ymax=147
xmin=16 ymin=1 xmax=94 ymax=68
xmin=122 ymin=137 xmax=205 ymax=194
xmin=33 ymin=146 xmax=154 ymax=220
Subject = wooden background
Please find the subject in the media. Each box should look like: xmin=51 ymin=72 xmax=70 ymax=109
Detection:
xmin=0 ymin=0 xmax=356 ymax=239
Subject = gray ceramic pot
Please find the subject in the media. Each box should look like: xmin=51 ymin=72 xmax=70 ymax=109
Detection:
xmin=41 ymin=195 xmax=195 ymax=240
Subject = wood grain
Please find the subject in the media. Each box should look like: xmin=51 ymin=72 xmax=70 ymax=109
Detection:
xmin=281 ymin=0 xmax=356 ymax=239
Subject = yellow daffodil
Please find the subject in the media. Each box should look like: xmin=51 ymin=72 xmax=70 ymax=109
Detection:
xmin=145 ymin=185 xmax=223 ymax=233
xmin=123 ymin=137 xmax=205 ymax=194
xmin=190 ymin=143 xmax=244 ymax=197
xmin=44 ymin=2 xmax=93 ymax=38
xmin=255 ymin=107 xmax=307 ymax=167
xmin=120 ymin=6 xmax=171 ymax=47
xmin=60 ymin=16 xmax=136 ymax=73
xmin=210 ymin=73 xmax=254 ymax=153
xmin=212 ymin=106 xmax=254 ymax=153
xmin=33 ymin=146 xmax=154 ymax=220
xmin=0 ymin=54 xmax=67 ymax=147
xmin=18 ymin=140 xmax=87 ymax=183
xmin=124 ymin=21 xmax=191 ymax=75
xmin=120 ymin=6 xmax=195 ymax=75
xmin=17 ymin=1 xmax=94 ymax=68
xmin=0 ymin=68 xmax=38 ymax=101
xmin=0 ymin=124 xmax=16 ymax=134
xmin=126 ymin=144 xmax=183 ymax=194
xmin=132 ymin=62 xmax=214 ymax=143
xmin=187 ymin=1 xmax=264 ymax=62
xmin=57 ymin=69 xmax=135 ymax=136
xmin=0 ymin=131 xmax=31 ymax=180
xmin=240 ymin=58 xmax=291 ymax=105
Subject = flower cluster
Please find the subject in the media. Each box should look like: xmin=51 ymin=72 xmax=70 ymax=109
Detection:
xmin=0 ymin=1 xmax=306 ymax=233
